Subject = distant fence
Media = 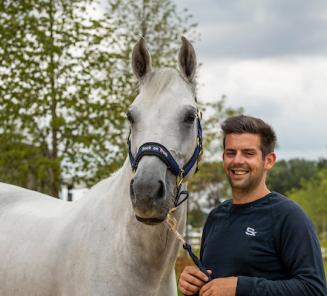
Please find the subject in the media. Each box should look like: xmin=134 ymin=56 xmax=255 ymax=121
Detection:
xmin=185 ymin=231 xmax=202 ymax=249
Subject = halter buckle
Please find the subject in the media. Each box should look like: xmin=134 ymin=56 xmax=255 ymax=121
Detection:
xmin=197 ymin=137 xmax=201 ymax=146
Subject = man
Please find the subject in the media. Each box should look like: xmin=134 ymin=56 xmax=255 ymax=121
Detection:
xmin=178 ymin=115 xmax=327 ymax=296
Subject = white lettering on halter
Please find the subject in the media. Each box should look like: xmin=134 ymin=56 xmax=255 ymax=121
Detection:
xmin=141 ymin=146 xmax=151 ymax=151
xmin=141 ymin=145 xmax=168 ymax=158
xmin=159 ymin=147 xmax=168 ymax=157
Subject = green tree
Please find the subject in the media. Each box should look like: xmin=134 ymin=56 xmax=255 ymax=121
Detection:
xmin=0 ymin=0 xmax=128 ymax=196
xmin=201 ymin=95 xmax=243 ymax=161
xmin=189 ymin=161 xmax=228 ymax=208
xmin=289 ymin=168 xmax=327 ymax=238
xmin=0 ymin=132 xmax=53 ymax=192
xmin=267 ymin=159 xmax=317 ymax=195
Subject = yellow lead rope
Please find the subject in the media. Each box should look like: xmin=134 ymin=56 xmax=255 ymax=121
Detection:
xmin=165 ymin=207 xmax=186 ymax=244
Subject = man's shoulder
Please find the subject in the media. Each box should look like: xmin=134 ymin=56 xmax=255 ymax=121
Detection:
xmin=269 ymin=192 xmax=312 ymax=227
xmin=212 ymin=199 xmax=232 ymax=213
xmin=205 ymin=199 xmax=231 ymax=224
xmin=269 ymin=192 xmax=305 ymax=213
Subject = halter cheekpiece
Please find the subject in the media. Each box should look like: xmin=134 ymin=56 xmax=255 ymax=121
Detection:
xmin=127 ymin=111 xmax=203 ymax=207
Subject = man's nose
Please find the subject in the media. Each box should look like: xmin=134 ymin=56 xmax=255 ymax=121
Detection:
xmin=233 ymin=152 xmax=245 ymax=164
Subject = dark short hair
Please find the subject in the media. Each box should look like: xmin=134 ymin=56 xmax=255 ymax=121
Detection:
xmin=221 ymin=115 xmax=277 ymax=157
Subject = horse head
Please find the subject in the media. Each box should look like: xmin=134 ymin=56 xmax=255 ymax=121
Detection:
xmin=128 ymin=37 xmax=200 ymax=225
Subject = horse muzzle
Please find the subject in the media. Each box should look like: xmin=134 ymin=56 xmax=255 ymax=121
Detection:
xmin=130 ymin=175 xmax=170 ymax=225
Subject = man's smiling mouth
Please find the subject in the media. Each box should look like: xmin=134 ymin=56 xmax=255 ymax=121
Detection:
xmin=231 ymin=169 xmax=249 ymax=175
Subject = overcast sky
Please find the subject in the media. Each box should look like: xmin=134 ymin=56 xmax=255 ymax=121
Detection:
xmin=174 ymin=0 xmax=327 ymax=160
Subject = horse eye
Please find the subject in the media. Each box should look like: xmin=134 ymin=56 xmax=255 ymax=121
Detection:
xmin=126 ymin=111 xmax=135 ymax=124
xmin=184 ymin=113 xmax=196 ymax=124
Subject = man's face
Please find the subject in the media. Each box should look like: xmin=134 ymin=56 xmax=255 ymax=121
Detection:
xmin=223 ymin=133 xmax=275 ymax=193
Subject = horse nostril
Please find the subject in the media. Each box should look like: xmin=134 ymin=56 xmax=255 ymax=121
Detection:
xmin=157 ymin=180 xmax=165 ymax=199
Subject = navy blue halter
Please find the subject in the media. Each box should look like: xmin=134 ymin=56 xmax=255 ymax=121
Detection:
xmin=127 ymin=113 xmax=203 ymax=206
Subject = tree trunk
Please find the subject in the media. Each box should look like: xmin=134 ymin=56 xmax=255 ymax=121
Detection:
xmin=48 ymin=0 xmax=60 ymax=198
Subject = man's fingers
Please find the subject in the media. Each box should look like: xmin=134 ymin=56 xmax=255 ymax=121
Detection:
xmin=179 ymin=281 xmax=201 ymax=295
xmin=181 ymin=272 xmax=206 ymax=287
xmin=184 ymin=266 xmax=210 ymax=282
xmin=178 ymin=266 xmax=210 ymax=295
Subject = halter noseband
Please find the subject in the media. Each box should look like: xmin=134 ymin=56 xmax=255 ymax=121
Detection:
xmin=127 ymin=111 xmax=203 ymax=207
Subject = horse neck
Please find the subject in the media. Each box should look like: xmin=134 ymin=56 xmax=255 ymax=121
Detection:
xmin=121 ymin=209 xmax=186 ymax=289
xmin=76 ymin=158 xmax=187 ymax=287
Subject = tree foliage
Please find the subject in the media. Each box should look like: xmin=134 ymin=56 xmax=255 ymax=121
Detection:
xmin=189 ymin=161 xmax=227 ymax=207
xmin=288 ymin=168 xmax=327 ymax=237
xmin=0 ymin=132 xmax=58 ymax=192
xmin=266 ymin=158 xmax=327 ymax=237
xmin=0 ymin=0 xmax=128 ymax=195
xmin=200 ymin=95 xmax=243 ymax=161
xmin=0 ymin=0 xmax=198 ymax=196
xmin=267 ymin=158 xmax=318 ymax=195
xmin=107 ymin=0 xmax=199 ymax=68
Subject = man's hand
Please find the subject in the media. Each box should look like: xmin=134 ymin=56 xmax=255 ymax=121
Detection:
xmin=178 ymin=266 xmax=212 ymax=295
xmin=199 ymin=277 xmax=237 ymax=296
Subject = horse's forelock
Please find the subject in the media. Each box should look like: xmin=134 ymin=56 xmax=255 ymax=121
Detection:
xmin=140 ymin=69 xmax=196 ymax=101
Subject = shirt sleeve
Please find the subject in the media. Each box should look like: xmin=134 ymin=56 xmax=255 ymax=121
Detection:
xmin=236 ymin=201 xmax=327 ymax=296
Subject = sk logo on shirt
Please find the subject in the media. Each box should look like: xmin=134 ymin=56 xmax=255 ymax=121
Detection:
xmin=245 ymin=227 xmax=256 ymax=236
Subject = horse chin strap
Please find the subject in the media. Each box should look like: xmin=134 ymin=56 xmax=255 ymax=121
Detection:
xmin=127 ymin=110 xmax=203 ymax=208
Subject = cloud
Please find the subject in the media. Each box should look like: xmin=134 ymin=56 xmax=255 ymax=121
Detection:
xmin=177 ymin=0 xmax=327 ymax=58
xmin=197 ymin=57 xmax=327 ymax=159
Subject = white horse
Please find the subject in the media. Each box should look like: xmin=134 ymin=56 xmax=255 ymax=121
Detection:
xmin=0 ymin=37 xmax=199 ymax=296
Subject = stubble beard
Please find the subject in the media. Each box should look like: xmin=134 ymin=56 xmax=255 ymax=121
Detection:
xmin=227 ymin=167 xmax=265 ymax=195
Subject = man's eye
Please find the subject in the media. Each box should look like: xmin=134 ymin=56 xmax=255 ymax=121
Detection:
xmin=226 ymin=151 xmax=235 ymax=156
xmin=245 ymin=151 xmax=255 ymax=156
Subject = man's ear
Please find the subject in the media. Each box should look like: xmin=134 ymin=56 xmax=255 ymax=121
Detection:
xmin=265 ymin=152 xmax=276 ymax=170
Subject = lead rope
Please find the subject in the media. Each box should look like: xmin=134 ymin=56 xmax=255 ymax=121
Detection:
xmin=165 ymin=209 xmax=212 ymax=283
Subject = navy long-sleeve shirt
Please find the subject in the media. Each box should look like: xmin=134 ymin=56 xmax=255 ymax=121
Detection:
xmin=200 ymin=192 xmax=327 ymax=295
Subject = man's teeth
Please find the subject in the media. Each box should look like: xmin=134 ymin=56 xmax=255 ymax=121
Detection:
xmin=232 ymin=170 xmax=248 ymax=175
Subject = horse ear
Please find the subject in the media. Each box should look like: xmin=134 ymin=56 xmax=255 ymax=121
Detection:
xmin=178 ymin=36 xmax=197 ymax=82
xmin=132 ymin=38 xmax=152 ymax=81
